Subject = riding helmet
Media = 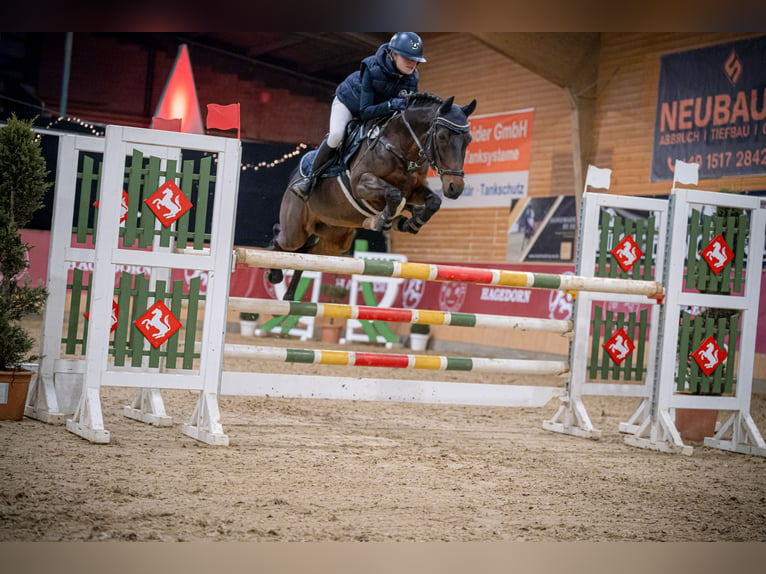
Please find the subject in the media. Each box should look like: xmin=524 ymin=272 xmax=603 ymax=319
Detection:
xmin=388 ymin=32 xmax=426 ymax=63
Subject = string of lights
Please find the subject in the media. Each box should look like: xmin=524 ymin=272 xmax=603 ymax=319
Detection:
xmin=44 ymin=114 xmax=105 ymax=136
xmin=36 ymin=114 xmax=310 ymax=172
xmin=239 ymin=143 xmax=307 ymax=172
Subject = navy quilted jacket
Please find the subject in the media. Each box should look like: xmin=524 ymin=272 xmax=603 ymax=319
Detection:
xmin=335 ymin=44 xmax=419 ymax=121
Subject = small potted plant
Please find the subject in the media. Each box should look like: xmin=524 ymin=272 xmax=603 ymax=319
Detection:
xmin=0 ymin=114 xmax=51 ymax=420
xmin=319 ymin=280 xmax=349 ymax=343
xmin=238 ymin=312 xmax=259 ymax=337
xmin=409 ymin=323 xmax=431 ymax=351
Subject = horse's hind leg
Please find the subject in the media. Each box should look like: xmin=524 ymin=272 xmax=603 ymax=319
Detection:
xmin=266 ymin=223 xmax=285 ymax=284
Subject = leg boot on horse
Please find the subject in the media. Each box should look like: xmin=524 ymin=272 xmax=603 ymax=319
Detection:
xmin=291 ymin=139 xmax=336 ymax=202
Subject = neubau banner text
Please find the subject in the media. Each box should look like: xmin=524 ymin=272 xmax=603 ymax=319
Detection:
xmin=652 ymin=36 xmax=766 ymax=181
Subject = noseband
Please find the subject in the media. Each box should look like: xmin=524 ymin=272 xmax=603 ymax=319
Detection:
xmin=389 ymin=107 xmax=471 ymax=177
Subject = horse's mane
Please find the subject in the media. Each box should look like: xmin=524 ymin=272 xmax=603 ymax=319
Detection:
xmin=406 ymin=92 xmax=444 ymax=108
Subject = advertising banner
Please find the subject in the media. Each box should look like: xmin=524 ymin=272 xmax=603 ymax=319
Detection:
xmin=430 ymin=108 xmax=534 ymax=208
xmin=652 ymin=35 xmax=766 ymax=181
xmin=506 ymin=196 xmax=577 ymax=263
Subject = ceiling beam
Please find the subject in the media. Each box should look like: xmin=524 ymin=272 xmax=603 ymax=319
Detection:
xmin=470 ymin=33 xmax=600 ymax=92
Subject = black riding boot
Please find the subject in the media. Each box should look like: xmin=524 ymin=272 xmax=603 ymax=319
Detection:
xmin=291 ymin=140 xmax=336 ymax=201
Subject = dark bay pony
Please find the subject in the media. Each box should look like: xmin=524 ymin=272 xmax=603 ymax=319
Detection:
xmin=268 ymin=92 xmax=476 ymax=298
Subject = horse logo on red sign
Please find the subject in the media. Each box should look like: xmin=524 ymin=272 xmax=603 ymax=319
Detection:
xmin=83 ymin=300 xmax=120 ymax=333
xmin=700 ymin=234 xmax=733 ymax=275
xmin=691 ymin=336 xmax=727 ymax=376
xmin=93 ymin=190 xmax=130 ymax=225
xmin=134 ymin=301 xmax=182 ymax=348
xmin=145 ymin=180 xmax=192 ymax=227
xmin=611 ymin=235 xmax=643 ymax=272
xmin=603 ymin=328 xmax=635 ymax=365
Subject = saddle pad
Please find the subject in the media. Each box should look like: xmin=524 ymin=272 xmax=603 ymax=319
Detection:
xmin=298 ymin=148 xmax=344 ymax=179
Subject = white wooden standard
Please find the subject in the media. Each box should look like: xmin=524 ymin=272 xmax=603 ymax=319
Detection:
xmin=544 ymin=192 xmax=668 ymax=440
xmin=625 ymin=187 xmax=766 ymax=456
xmin=25 ymin=134 xmax=104 ymax=424
xmin=66 ymin=126 xmax=241 ymax=445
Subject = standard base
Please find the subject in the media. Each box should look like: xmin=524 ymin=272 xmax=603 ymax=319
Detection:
xmin=122 ymin=389 xmax=173 ymax=427
xmin=542 ymin=398 xmax=602 ymax=440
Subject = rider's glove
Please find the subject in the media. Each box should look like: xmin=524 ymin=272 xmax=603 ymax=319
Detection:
xmin=388 ymin=98 xmax=407 ymax=111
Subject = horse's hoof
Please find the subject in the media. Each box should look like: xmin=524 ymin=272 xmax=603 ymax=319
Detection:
xmin=375 ymin=218 xmax=393 ymax=232
xmin=395 ymin=218 xmax=420 ymax=234
xmin=267 ymin=269 xmax=283 ymax=284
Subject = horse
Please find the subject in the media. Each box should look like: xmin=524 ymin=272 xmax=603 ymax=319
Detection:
xmin=268 ymin=92 xmax=477 ymax=299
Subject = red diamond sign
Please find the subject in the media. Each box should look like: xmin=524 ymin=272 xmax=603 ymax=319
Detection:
xmin=691 ymin=335 xmax=727 ymax=376
xmin=603 ymin=328 xmax=635 ymax=365
xmin=134 ymin=301 xmax=182 ymax=348
xmin=144 ymin=180 xmax=192 ymax=227
xmin=83 ymin=300 xmax=120 ymax=333
xmin=700 ymin=234 xmax=734 ymax=275
xmin=94 ymin=190 xmax=130 ymax=224
xmin=611 ymin=234 xmax=643 ymax=272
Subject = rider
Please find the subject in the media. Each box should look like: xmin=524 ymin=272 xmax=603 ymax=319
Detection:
xmin=291 ymin=32 xmax=426 ymax=201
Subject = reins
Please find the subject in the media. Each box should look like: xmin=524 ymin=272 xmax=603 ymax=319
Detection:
xmin=384 ymin=104 xmax=470 ymax=177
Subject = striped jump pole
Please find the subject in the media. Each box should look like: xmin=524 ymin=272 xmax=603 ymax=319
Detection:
xmin=222 ymin=344 xmax=570 ymax=376
xmin=236 ymin=249 xmax=664 ymax=299
xmin=228 ymin=297 xmax=572 ymax=335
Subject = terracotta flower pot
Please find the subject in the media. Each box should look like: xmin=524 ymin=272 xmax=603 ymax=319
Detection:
xmin=321 ymin=322 xmax=343 ymax=344
xmin=0 ymin=368 xmax=34 ymax=421
xmin=675 ymin=408 xmax=719 ymax=443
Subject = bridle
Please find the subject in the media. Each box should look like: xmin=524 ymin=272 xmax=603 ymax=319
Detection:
xmin=384 ymin=105 xmax=471 ymax=177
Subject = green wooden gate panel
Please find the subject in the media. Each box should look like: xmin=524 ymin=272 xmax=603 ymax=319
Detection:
xmin=594 ymin=209 xmax=657 ymax=281
xmin=587 ymin=305 xmax=650 ymax=382
xmin=63 ymin=150 xmax=213 ymax=371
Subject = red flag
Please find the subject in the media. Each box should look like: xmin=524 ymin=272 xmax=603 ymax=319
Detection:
xmin=151 ymin=117 xmax=182 ymax=132
xmin=206 ymin=103 xmax=240 ymax=138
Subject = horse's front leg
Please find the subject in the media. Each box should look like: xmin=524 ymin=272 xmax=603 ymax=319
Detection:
xmin=356 ymin=173 xmax=404 ymax=232
xmin=394 ymin=187 xmax=442 ymax=234
xmin=376 ymin=185 xmax=405 ymax=232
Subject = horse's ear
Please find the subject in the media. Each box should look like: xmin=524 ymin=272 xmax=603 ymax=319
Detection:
xmin=439 ymin=96 xmax=455 ymax=114
xmin=461 ymin=99 xmax=477 ymax=117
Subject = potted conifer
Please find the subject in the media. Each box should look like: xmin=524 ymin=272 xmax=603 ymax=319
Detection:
xmin=0 ymin=114 xmax=50 ymax=420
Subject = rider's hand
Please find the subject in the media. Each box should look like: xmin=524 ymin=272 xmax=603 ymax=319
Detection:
xmin=388 ymin=98 xmax=407 ymax=111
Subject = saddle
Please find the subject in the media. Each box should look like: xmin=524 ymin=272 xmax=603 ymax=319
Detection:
xmin=298 ymin=117 xmax=387 ymax=179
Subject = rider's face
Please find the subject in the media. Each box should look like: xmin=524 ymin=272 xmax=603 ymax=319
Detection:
xmin=392 ymin=53 xmax=418 ymax=75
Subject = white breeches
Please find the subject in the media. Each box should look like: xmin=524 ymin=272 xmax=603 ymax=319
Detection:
xmin=328 ymin=97 xmax=353 ymax=149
